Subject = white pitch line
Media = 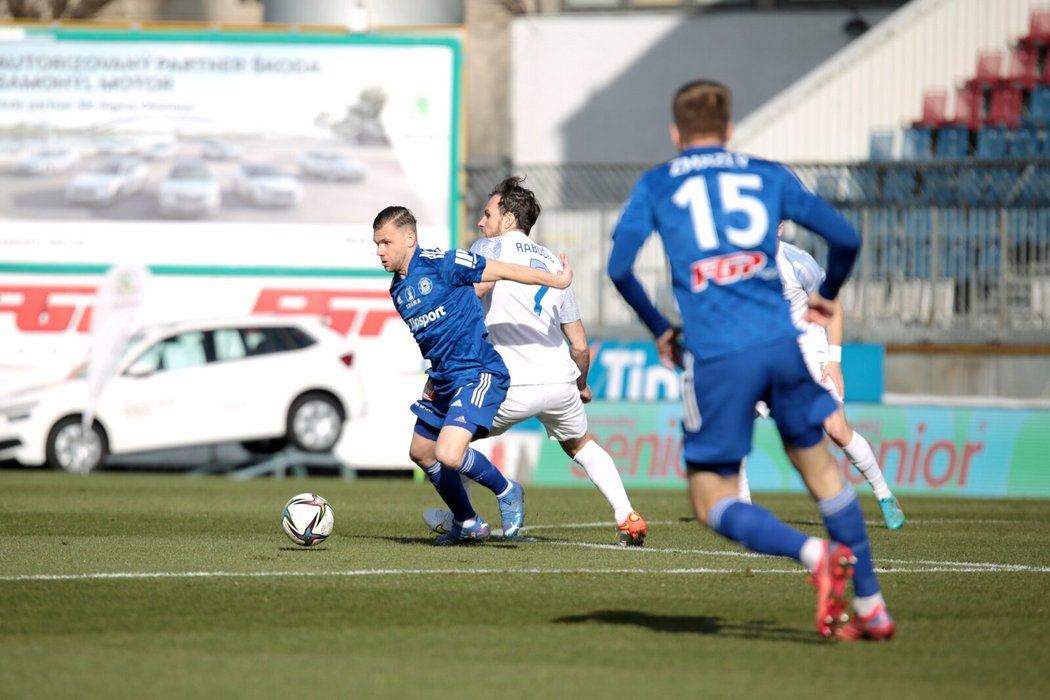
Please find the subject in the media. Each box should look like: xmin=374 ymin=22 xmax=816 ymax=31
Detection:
xmin=3 ymin=560 xmax=1050 ymax=583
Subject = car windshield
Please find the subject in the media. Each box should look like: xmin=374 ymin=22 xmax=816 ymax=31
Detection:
xmin=245 ymin=164 xmax=282 ymax=177
xmin=93 ymin=161 xmax=125 ymax=174
xmin=170 ymin=163 xmax=210 ymax=180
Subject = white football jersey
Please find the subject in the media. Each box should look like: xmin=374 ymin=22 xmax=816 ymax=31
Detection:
xmin=470 ymin=231 xmax=581 ymax=386
xmin=776 ymin=240 xmax=829 ymax=351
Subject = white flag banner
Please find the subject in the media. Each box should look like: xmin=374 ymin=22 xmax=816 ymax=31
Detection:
xmin=79 ymin=264 xmax=150 ymax=472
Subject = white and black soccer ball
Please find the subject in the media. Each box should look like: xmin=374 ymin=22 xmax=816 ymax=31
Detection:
xmin=281 ymin=493 xmax=334 ymax=546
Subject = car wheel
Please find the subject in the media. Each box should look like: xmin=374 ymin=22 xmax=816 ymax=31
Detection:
xmin=286 ymin=392 xmax=344 ymax=453
xmin=46 ymin=416 xmax=108 ymax=472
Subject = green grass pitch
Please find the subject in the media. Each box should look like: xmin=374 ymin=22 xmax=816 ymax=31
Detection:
xmin=1 ymin=471 xmax=1048 ymax=700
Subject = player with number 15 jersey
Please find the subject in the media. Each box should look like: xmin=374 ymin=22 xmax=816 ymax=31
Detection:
xmin=608 ymin=149 xmax=860 ymax=364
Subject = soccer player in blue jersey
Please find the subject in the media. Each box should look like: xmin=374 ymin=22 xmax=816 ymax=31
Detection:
xmin=607 ymin=79 xmax=895 ymax=641
xmin=373 ymin=205 xmax=573 ymax=545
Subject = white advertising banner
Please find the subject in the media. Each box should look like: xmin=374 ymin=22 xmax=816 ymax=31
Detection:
xmin=0 ymin=28 xmax=462 ymax=469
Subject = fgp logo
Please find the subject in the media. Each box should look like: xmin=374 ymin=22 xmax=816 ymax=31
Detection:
xmin=0 ymin=285 xmax=97 ymax=332
xmin=690 ymin=251 xmax=767 ymax=292
xmin=252 ymin=289 xmax=401 ymax=338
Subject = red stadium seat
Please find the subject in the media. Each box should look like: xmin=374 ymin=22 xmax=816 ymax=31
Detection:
xmin=1004 ymin=45 xmax=1040 ymax=89
xmin=987 ymin=87 xmax=1023 ymax=128
xmin=914 ymin=89 xmax=948 ymax=127
xmin=1028 ymin=8 xmax=1050 ymax=46
xmin=965 ymin=50 xmax=1003 ymax=90
xmin=952 ymin=87 xmax=984 ymax=130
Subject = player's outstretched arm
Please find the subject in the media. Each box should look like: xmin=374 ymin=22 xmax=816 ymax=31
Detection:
xmin=481 ymin=254 xmax=573 ymax=289
xmin=803 ymin=291 xmax=836 ymax=327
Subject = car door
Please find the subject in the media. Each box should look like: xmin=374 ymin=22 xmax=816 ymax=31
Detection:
xmin=205 ymin=326 xmax=290 ymax=439
xmin=102 ymin=330 xmax=225 ymax=452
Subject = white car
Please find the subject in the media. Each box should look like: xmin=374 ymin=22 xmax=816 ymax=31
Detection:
xmin=200 ymin=139 xmax=241 ymax=161
xmin=65 ymin=158 xmax=149 ymax=206
xmin=233 ymin=162 xmax=304 ymax=208
xmin=299 ymin=150 xmax=367 ymax=181
xmin=16 ymin=146 xmax=80 ymax=175
xmin=143 ymin=141 xmax=178 ymax=160
xmin=0 ymin=316 xmax=368 ymax=472
xmin=157 ymin=160 xmax=221 ymax=218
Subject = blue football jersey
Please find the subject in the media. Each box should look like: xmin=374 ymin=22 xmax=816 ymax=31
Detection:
xmin=390 ymin=246 xmax=509 ymax=393
xmin=608 ymin=145 xmax=860 ymax=361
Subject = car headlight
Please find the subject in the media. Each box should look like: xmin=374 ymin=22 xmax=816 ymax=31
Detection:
xmin=0 ymin=401 xmax=38 ymax=421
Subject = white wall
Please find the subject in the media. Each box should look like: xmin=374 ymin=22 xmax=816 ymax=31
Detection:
xmin=733 ymin=0 xmax=1041 ymax=162
xmin=510 ymin=8 xmax=893 ymax=165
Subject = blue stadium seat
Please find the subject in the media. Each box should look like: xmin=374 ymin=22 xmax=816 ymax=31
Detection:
xmin=882 ymin=167 xmax=916 ymax=203
xmin=902 ymin=208 xmax=933 ymax=278
xmin=934 ymin=126 xmax=970 ymax=159
xmin=1015 ymin=165 xmax=1050 ymax=204
xmin=868 ymin=130 xmax=895 ymax=161
xmin=1007 ymin=126 xmax=1040 ymax=158
xmin=975 ymin=126 xmax=1008 ymax=159
xmin=921 ymin=167 xmax=957 ymax=205
xmin=1027 ymin=86 xmax=1050 ymax=127
xmin=901 ymin=127 xmax=932 ymax=160
xmin=940 ymin=208 xmax=974 ymax=280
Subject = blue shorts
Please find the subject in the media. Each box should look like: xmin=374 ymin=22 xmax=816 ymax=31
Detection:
xmin=681 ymin=336 xmax=837 ymax=467
xmin=410 ymin=370 xmax=509 ymax=441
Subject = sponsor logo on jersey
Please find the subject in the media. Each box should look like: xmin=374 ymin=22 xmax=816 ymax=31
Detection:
xmin=690 ymin=251 xmax=767 ymax=292
xmin=450 ymin=399 xmax=462 ymax=407
xmin=453 ymin=415 xmax=467 ymax=423
xmin=407 ymin=305 xmax=447 ymax=331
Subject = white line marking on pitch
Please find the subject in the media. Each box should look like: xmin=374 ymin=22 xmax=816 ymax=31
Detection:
xmin=2 ymin=560 xmax=1049 ymax=583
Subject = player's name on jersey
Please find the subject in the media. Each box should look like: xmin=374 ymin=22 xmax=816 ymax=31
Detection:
xmin=668 ymin=151 xmax=750 ymax=177
xmin=514 ymin=241 xmax=557 ymax=263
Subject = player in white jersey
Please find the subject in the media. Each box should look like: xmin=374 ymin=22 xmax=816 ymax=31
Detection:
xmin=423 ymin=176 xmax=647 ymax=545
xmin=740 ymin=225 xmax=905 ymax=529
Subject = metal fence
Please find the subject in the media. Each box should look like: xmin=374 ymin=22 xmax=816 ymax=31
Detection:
xmin=466 ymin=161 xmax=1050 ymax=344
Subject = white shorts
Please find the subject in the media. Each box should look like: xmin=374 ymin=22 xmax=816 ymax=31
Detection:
xmin=799 ymin=340 xmax=843 ymax=403
xmin=488 ymin=381 xmax=588 ymax=442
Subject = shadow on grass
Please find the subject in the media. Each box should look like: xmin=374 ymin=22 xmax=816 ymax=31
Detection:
xmin=554 ymin=609 xmax=823 ymax=644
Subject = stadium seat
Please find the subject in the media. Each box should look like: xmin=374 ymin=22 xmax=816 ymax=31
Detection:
xmin=975 ymin=126 xmax=1008 ymax=159
xmin=868 ymin=130 xmax=895 ymax=161
xmin=846 ymin=165 xmax=880 ymax=203
xmin=934 ymin=125 xmax=970 ymax=159
xmin=1003 ymin=45 xmax=1040 ymax=90
xmin=966 ymin=50 xmax=1003 ymax=90
xmin=1026 ymin=86 xmax=1050 ymax=127
xmin=987 ymin=87 xmax=1023 ymax=128
xmin=953 ymin=87 xmax=984 ymax=131
xmin=1015 ymin=165 xmax=1050 ymax=205
xmin=1024 ymin=8 xmax=1050 ymax=47
xmin=914 ymin=89 xmax=948 ymax=127
xmin=901 ymin=127 xmax=932 ymax=159
xmin=882 ymin=167 xmax=917 ymax=203
xmin=1007 ymin=126 xmax=1040 ymax=158
xmin=921 ymin=166 xmax=958 ymax=205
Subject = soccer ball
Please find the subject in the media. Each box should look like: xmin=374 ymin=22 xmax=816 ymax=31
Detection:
xmin=281 ymin=493 xmax=334 ymax=546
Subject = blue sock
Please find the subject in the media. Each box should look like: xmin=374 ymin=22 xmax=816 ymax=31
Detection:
xmin=457 ymin=448 xmax=510 ymax=495
xmin=421 ymin=462 xmax=475 ymax=522
xmin=709 ymin=498 xmax=808 ymax=561
xmin=819 ymin=487 xmax=880 ymax=597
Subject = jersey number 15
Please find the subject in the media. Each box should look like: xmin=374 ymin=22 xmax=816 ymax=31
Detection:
xmin=672 ymin=173 xmax=770 ymax=251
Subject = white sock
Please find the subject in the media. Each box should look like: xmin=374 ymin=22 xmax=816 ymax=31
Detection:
xmin=573 ymin=440 xmax=634 ymax=523
xmin=854 ymin=592 xmax=886 ymax=617
xmin=738 ymin=458 xmax=752 ymax=503
xmin=799 ymin=537 xmax=825 ymax=571
xmin=842 ymin=431 xmax=892 ymax=500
